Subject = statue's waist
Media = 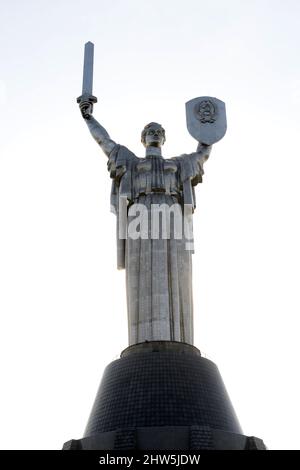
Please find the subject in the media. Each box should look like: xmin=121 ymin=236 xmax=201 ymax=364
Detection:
xmin=132 ymin=188 xmax=182 ymax=201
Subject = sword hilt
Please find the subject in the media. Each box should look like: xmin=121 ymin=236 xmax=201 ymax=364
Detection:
xmin=76 ymin=93 xmax=98 ymax=104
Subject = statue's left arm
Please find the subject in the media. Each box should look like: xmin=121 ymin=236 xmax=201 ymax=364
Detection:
xmin=172 ymin=142 xmax=212 ymax=211
xmin=181 ymin=142 xmax=212 ymax=185
xmin=194 ymin=142 xmax=212 ymax=169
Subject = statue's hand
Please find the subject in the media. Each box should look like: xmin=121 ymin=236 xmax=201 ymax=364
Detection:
xmin=79 ymin=100 xmax=93 ymax=119
xmin=196 ymin=141 xmax=209 ymax=152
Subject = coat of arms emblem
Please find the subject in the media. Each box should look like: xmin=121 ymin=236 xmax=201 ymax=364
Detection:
xmin=186 ymin=96 xmax=227 ymax=145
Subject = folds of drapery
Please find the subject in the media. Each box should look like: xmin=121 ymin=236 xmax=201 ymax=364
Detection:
xmin=126 ymin=193 xmax=194 ymax=345
xmin=107 ymin=145 xmax=207 ymax=269
xmin=106 ymin=145 xmax=208 ymax=345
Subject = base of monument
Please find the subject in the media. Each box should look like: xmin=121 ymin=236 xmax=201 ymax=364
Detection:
xmin=63 ymin=341 xmax=266 ymax=450
xmin=63 ymin=426 xmax=266 ymax=450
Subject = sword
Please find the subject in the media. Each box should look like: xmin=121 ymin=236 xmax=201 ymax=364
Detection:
xmin=77 ymin=41 xmax=98 ymax=107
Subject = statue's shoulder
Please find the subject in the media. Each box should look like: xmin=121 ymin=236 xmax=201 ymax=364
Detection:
xmin=170 ymin=152 xmax=204 ymax=165
xmin=107 ymin=144 xmax=141 ymax=179
xmin=109 ymin=144 xmax=140 ymax=164
xmin=169 ymin=152 xmax=205 ymax=183
xmin=169 ymin=154 xmax=188 ymax=165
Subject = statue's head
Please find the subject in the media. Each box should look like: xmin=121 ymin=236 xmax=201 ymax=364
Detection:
xmin=141 ymin=122 xmax=166 ymax=148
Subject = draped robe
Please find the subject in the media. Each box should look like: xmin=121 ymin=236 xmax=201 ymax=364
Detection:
xmin=108 ymin=145 xmax=207 ymax=346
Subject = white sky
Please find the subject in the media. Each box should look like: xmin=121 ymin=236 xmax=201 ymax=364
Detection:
xmin=0 ymin=0 xmax=300 ymax=450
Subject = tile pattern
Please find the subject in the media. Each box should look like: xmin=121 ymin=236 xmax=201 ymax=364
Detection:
xmin=84 ymin=349 xmax=242 ymax=437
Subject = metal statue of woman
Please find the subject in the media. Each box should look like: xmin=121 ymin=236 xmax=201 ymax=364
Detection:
xmin=77 ymin=44 xmax=226 ymax=346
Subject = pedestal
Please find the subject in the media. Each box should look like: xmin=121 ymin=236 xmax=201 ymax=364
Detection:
xmin=63 ymin=341 xmax=266 ymax=450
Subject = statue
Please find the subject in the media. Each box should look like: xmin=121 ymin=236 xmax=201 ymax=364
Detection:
xmin=77 ymin=43 xmax=227 ymax=346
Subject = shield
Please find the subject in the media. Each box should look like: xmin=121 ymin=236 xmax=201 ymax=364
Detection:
xmin=185 ymin=96 xmax=227 ymax=145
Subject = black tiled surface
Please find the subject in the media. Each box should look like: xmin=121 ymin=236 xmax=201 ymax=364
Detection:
xmin=190 ymin=425 xmax=214 ymax=450
xmin=84 ymin=350 xmax=242 ymax=437
xmin=114 ymin=428 xmax=136 ymax=450
xmin=63 ymin=426 xmax=267 ymax=450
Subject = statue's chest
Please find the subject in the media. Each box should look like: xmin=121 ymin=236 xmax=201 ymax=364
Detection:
xmin=134 ymin=157 xmax=178 ymax=194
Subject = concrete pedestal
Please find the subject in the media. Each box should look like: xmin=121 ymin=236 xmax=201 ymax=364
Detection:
xmin=63 ymin=342 xmax=266 ymax=450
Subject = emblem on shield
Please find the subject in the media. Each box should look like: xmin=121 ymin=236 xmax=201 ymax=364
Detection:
xmin=185 ymin=96 xmax=227 ymax=145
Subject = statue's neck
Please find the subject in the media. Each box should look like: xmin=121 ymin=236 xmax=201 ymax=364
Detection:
xmin=145 ymin=146 xmax=162 ymax=157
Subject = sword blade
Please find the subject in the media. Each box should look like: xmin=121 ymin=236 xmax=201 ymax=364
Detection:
xmin=82 ymin=41 xmax=94 ymax=96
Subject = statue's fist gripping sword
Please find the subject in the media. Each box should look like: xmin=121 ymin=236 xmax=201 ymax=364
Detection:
xmin=77 ymin=41 xmax=98 ymax=118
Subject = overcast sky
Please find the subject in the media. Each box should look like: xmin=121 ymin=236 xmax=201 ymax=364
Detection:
xmin=1 ymin=0 xmax=300 ymax=450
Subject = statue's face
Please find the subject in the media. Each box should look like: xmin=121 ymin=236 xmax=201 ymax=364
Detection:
xmin=144 ymin=127 xmax=165 ymax=148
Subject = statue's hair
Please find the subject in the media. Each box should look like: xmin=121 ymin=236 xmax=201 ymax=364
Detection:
xmin=141 ymin=122 xmax=166 ymax=145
